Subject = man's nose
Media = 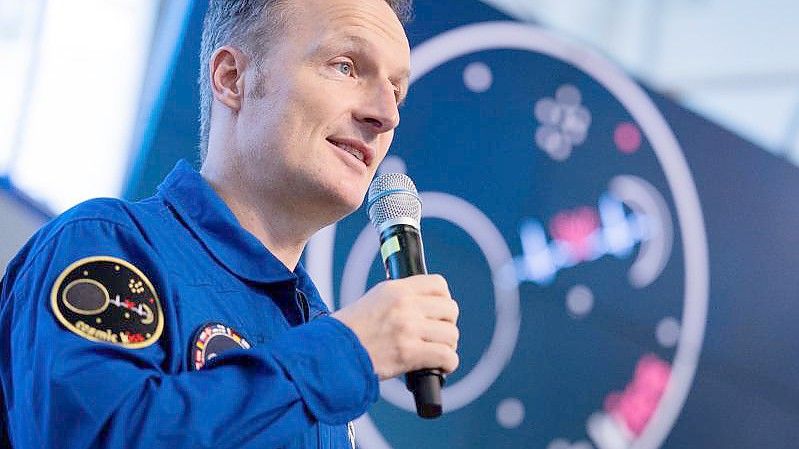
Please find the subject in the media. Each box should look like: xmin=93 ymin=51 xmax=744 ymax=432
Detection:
xmin=354 ymin=81 xmax=400 ymax=133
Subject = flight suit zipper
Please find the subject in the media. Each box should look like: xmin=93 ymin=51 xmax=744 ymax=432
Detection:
xmin=297 ymin=290 xmax=343 ymax=449
xmin=296 ymin=289 xmax=311 ymax=323
xmin=296 ymin=289 xmax=328 ymax=449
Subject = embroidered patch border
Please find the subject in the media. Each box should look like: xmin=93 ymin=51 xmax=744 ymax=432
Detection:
xmin=50 ymin=256 xmax=164 ymax=349
xmin=191 ymin=322 xmax=251 ymax=370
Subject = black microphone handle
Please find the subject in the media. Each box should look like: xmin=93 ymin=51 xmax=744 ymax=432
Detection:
xmin=379 ymin=224 xmax=445 ymax=419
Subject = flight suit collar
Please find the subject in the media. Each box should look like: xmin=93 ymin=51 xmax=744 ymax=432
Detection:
xmin=157 ymin=160 xmax=317 ymax=288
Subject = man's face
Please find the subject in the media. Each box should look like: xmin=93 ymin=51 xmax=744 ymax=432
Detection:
xmin=235 ymin=0 xmax=410 ymax=222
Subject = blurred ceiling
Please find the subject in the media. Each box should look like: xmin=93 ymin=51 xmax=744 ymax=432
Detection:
xmin=482 ymin=0 xmax=799 ymax=163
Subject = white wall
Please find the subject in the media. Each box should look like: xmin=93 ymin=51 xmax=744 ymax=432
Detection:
xmin=0 ymin=191 xmax=48 ymax=272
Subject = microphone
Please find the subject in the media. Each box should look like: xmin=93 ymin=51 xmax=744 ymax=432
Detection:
xmin=367 ymin=173 xmax=444 ymax=419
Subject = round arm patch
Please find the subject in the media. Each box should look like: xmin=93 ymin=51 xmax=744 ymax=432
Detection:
xmin=50 ymin=256 xmax=164 ymax=349
xmin=190 ymin=323 xmax=251 ymax=370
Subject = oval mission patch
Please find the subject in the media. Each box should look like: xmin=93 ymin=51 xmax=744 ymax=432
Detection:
xmin=50 ymin=256 xmax=164 ymax=349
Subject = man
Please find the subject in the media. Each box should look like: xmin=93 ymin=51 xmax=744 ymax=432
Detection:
xmin=0 ymin=0 xmax=460 ymax=447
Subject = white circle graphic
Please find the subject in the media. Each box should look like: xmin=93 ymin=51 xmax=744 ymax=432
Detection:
xmin=463 ymin=61 xmax=493 ymax=93
xmin=496 ymin=397 xmax=526 ymax=429
xmin=406 ymin=21 xmax=708 ymax=449
xmin=340 ymin=192 xmax=520 ymax=413
xmin=656 ymin=317 xmax=681 ymax=348
xmin=566 ymin=284 xmax=594 ymax=318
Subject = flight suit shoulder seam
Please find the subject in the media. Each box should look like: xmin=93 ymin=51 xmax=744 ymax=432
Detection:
xmin=9 ymin=218 xmax=146 ymax=295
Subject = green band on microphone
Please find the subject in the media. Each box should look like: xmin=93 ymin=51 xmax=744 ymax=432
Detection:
xmin=380 ymin=235 xmax=401 ymax=264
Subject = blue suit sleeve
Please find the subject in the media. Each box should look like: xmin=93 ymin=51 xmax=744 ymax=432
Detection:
xmin=0 ymin=218 xmax=378 ymax=449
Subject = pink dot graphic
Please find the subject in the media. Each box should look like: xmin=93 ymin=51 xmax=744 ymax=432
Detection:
xmin=614 ymin=122 xmax=642 ymax=154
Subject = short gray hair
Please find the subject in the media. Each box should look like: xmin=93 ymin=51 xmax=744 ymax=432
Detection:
xmin=198 ymin=0 xmax=413 ymax=163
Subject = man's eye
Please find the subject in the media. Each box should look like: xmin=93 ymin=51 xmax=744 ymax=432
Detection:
xmin=335 ymin=61 xmax=354 ymax=76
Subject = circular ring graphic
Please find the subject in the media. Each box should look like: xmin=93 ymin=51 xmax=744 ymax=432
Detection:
xmin=608 ymin=175 xmax=674 ymax=289
xmin=340 ymin=192 xmax=520 ymax=413
xmin=404 ymin=21 xmax=708 ymax=449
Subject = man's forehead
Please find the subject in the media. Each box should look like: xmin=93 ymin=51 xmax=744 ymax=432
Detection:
xmin=298 ymin=0 xmax=407 ymax=43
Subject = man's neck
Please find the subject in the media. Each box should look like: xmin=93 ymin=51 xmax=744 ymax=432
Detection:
xmin=200 ymin=170 xmax=311 ymax=272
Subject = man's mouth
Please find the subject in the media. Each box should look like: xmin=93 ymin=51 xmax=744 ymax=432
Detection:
xmin=327 ymin=138 xmax=371 ymax=165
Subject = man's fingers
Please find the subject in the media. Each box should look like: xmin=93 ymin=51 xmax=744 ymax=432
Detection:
xmin=421 ymin=319 xmax=460 ymax=350
xmin=420 ymin=297 xmax=459 ymax=322
xmin=397 ymin=274 xmax=451 ymax=297
xmin=417 ymin=341 xmax=459 ymax=374
xmin=336 ymin=274 xmax=461 ymax=380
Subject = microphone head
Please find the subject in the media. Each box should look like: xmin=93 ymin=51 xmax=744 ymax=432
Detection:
xmin=367 ymin=173 xmax=422 ymax=232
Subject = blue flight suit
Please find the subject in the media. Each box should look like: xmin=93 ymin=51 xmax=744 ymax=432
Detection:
xmin=0 ymin=160 xmax=378 ymax=448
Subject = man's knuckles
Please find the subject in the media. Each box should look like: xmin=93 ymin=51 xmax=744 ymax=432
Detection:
xmin=429 ymin=273 xmax=448 ymax=289
xmin=428 ymin=344 xmax=459 ymax=373
xmin=449 ymin=325 xmax=460 ymax=349
xmin=445 ymin=351 xmax=460 ymax=373
xmin=393 ymin=274 xmax=450 ymax=296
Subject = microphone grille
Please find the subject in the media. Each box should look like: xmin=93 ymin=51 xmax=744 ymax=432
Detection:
xmin=367 ymin=173 xmax=422 ymax=231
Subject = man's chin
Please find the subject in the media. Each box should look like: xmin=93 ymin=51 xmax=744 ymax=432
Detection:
xmin=336 ymin=193 xmax=367 ymax=219
xmin=314 ymin=186 xmax=368 ymax=222
xmin=310 ymin=199 xmax=362 ymax=232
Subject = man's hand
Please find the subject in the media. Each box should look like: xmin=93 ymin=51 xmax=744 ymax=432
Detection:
xmin=331 ymin=274 xmax=460 ymax=380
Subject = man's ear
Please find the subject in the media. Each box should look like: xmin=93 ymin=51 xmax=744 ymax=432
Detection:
xmin=210 ymin=46 xmax=248 ymax=112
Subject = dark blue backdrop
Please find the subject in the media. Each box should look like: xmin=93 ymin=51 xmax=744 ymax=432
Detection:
xmin=125 ymin=1 xmax=799 ymax=448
